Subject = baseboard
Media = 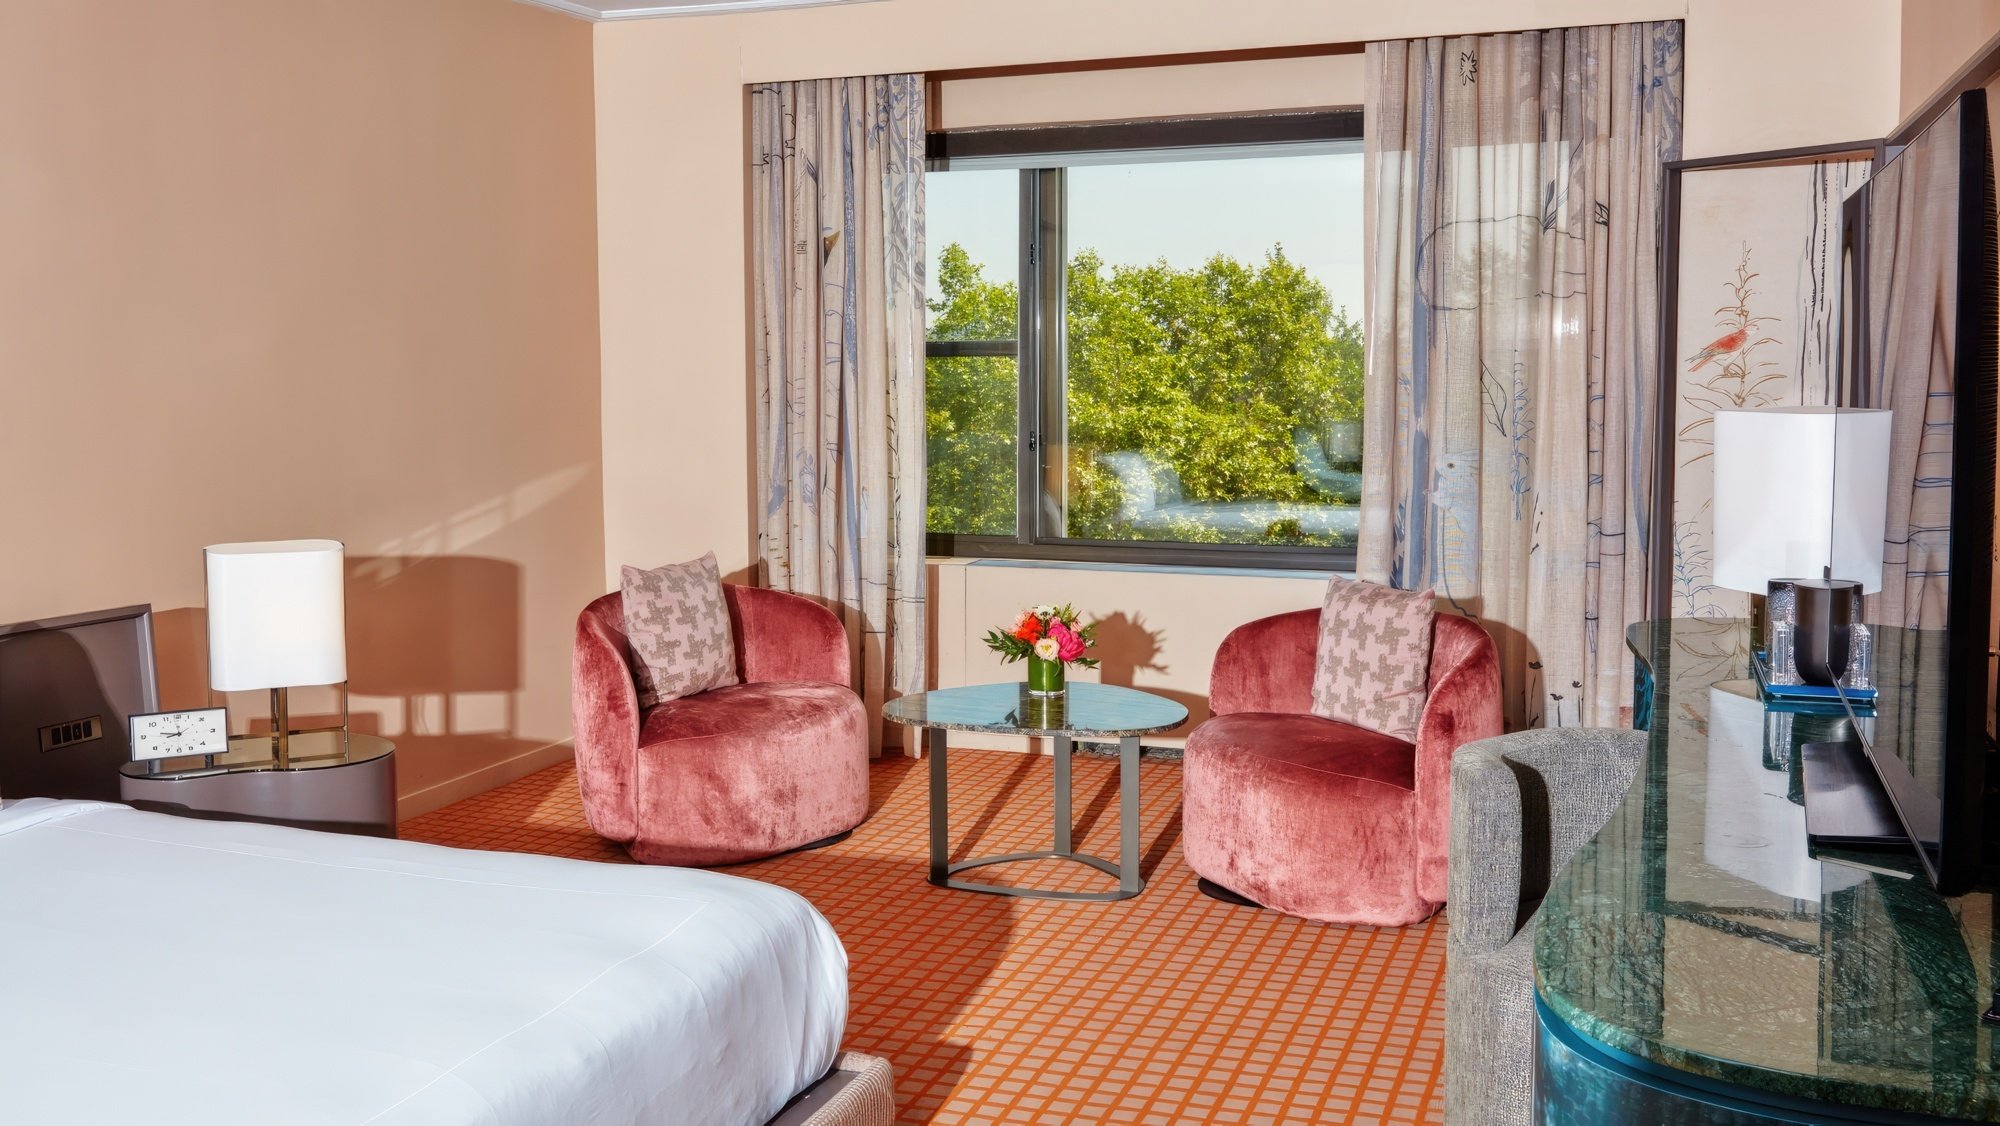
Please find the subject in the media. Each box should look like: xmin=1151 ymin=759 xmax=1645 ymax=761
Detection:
xmin=395 ymin=740 xmax=575 ymax=822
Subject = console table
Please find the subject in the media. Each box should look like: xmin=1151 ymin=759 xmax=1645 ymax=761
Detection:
xmin=1532 ymin=618 xmax=1999 ymax=1124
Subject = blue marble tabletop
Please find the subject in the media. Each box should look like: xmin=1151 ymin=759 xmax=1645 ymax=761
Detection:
xmin=1534 ymin=617 xmax=2000 ymax=1121
xmin=881 ymin=681 xmax=1188 ymax=738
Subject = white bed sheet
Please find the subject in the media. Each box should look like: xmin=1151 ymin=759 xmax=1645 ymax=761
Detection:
xmin=0 ymin=799 xmax=847 ymax=1125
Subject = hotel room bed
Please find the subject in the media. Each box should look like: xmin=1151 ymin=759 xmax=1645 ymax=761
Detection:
xmin=0 ymin=797 xmax=867 ymax=1126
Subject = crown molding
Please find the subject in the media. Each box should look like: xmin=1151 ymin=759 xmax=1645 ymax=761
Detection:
xmin=515 ymin=0 xmax=880 ymax=21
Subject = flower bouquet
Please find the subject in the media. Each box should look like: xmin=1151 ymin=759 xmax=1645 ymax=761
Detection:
xmin=982 ymin=604 xmax=1099 ymax=696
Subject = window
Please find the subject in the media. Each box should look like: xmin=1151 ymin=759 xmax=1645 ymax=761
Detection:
xmin=924 ymin=111 xmax=1365 ymax=569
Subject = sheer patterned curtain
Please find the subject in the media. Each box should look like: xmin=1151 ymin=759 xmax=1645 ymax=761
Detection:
xmin=750 ymin=75 xmax=927 ymax=755
xmin=1361 ymin=23 xmax=1683 ymax=728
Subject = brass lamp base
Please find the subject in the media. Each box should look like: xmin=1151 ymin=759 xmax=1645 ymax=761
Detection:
xmin=265 ymin=683 xmax=351 ymax=769
xmin=271 ymin=687 xmax=290 ymax=768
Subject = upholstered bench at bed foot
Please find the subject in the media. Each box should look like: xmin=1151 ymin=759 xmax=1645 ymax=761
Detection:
xmin=768 ymin=1052 xmax=895 ymax=1126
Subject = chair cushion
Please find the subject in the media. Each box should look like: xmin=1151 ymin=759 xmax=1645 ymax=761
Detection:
xmin=639 ymin=680 xmax=858 ymax=749
xmin=622 ymin=552 xmax=740 ymax=707
xmin=1182 ymin=711 xmax=1426 ymax=925
xmin=1310 ymin=577 xmax=1435 ymax=740
xmin=631 ymin=680 xmax=869 ymax=866
xmin=1186 ymin=712 xmax=1416 ymax=791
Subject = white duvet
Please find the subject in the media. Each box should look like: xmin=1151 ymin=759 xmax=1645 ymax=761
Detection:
xmin=0 ymin=799 xmax=847 ymax=1126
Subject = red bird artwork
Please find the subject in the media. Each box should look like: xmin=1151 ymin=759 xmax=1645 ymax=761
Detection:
xmin=1685 ymin=326 xmax=1749 ymax=371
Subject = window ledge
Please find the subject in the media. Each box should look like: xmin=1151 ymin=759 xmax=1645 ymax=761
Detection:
xmin=927 ymin=555 xmax=1350 ymax=581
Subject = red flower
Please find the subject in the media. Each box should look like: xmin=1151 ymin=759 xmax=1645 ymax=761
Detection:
xmin=1012 ymin=619 xmax=1043 ymax=643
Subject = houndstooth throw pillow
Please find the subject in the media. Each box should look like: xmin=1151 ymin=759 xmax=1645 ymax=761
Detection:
xmin=1309 ymin=577 xmax=1436 ymax=741
xmin=621 ymin=553 xmax=740 ymax=708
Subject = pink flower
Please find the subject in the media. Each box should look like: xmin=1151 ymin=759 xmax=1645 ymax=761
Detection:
xmin=1047 ymin=619 xmax=1087 ymax=662
xmin=1033 ymin=637 xmax=1061 ymax=661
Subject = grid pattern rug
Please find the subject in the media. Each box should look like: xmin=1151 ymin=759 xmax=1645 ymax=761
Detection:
xmin=401 ymin=748 xmax=1447 ymax=1125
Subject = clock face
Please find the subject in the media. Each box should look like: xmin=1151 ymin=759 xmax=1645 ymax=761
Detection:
xmin=129 ymin=708 xmax=228 ymax=761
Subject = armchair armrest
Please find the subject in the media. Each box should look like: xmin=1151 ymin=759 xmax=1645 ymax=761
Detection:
xmin=1413 ymin=613 xmax=1504 ymax=905
xmin=726 ymin=585 xmax=851 ymax=688
xmin=572 ymin=593 xmax=641 ymax=842
xmin=1448 ymin=745 xmax=1530 ymax=954
xmin=1209 ymin=609 xmax=1319 ymax=716
xmin=1447 ymin=728 xmax=1648 ymax=952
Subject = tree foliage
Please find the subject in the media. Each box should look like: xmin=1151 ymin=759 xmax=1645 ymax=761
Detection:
xmin=925 ymin=242 xmax=1364 ymax=545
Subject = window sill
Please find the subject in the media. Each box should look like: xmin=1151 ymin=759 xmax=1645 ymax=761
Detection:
xmin=927 ymin=555 xmax=1350 ymax=581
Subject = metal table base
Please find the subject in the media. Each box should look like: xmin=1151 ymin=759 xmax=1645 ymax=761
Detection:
xmin=926 ymin=726 xmax=1144 ymax=902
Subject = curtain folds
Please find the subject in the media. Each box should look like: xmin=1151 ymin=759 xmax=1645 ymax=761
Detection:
xmin=750 ymin=74 xmax=927 ymax=756
xmin=1361 ymin=23 xmax=1684 ymax=728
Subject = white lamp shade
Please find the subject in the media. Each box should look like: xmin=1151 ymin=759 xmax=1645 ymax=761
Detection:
xmin=205 ymin=540 xmax=348 ymax=692
xmin=1712 ymin=407 xmax=1892 ymax=594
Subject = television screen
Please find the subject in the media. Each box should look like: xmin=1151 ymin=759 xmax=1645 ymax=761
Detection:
xmin=1838 ymin=89 xmax=1999 ymax=894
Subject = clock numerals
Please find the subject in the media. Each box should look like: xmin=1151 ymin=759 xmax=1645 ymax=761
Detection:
xmin=130 ymin=708 xmax=228 ymax=762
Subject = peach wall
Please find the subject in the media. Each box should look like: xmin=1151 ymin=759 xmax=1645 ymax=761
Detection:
xmin=1679 ymin=0 xmax=1900 ymax=158
xmin=0 ymin=0 xmax=604 ymax=818
xmin=592 ymin=0 xmax=1917 ymax=745
xmin=1899 ymin=0 xmax=2000 ymax=121
xmin=936 ymin=53 xmax=1365 ymax=131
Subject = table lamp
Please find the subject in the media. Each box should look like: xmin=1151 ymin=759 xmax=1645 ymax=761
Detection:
xmin=1712 ymin=407 xmax=1892 ymax=686
xmin=205 ymin=540 xmax=348 ymax=767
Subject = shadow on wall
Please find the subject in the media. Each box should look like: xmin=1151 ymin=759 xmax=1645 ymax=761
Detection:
xmin=1090 ymin=610 xmax=1208 ymax=735
xmin=346 ymin=555 xmax=550 ymax=799
xmin=152 ymin=556 xmax=557 ymax=807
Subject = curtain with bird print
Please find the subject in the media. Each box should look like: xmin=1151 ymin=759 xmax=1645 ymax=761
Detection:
xmin=750 ymin=75 xmax=927 ymax=756
xmin=1359 ymin=23 xmax=1684 ymax=729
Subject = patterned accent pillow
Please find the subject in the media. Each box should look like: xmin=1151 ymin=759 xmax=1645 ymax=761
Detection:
xmin=620 ymin=553 xmax=741 ymax=708
xmin=1309 ymin=578 xmax=1436 ymax=741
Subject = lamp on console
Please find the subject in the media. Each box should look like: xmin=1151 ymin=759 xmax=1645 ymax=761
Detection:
xmin=205 ymin=540 xmax=348 ymax=767
xmin=1711 ymin=407 xmax=1892 ymax=686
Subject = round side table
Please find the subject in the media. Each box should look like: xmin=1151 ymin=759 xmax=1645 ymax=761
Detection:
xmin=118 ymin=731 xmax=396 ymax=838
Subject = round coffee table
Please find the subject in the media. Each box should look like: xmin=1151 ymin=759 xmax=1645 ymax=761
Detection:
xmin=883 ymin=682 xmax=1186 ymax=902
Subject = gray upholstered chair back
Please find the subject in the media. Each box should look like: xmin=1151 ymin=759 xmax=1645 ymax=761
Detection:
xmin=1444 ymin=727 xmax=1646 ymax=1126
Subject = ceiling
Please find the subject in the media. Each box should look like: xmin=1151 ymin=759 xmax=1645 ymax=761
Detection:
xmin=516 ymin=0 xmax=879 ymax=20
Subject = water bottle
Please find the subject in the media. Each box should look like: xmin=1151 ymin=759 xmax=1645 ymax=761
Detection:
xmin=1841 ymin=623 xmax=1873 ymax=691
xmin=1768 ymin=619 xmax=1802 ymax=686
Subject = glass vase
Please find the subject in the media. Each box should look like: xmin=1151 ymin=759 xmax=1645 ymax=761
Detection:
xmin=1027 ymin=655 xmax=1066 ymax=696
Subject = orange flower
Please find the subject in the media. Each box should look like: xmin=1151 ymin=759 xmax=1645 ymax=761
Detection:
xmin=1012 ymin=619 xmax=1043 ymax=643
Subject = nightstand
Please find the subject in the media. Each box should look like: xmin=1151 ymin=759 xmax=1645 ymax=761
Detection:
xmin=118 ymin=731 xmax=395 ymax=837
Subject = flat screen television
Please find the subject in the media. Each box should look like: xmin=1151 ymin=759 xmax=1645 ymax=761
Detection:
xmin=1837 ymin=89 xmax=1999 ymax=895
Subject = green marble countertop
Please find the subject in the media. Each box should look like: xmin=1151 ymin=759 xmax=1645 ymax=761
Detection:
xmin=1533 ymin=618 xmax=2000 ymax=1120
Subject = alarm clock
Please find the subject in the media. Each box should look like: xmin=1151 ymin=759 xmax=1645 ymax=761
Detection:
xmin=128 ymin=708 xmax=229 ymax=762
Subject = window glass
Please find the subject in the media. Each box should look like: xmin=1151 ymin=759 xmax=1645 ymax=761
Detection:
xmin=925 ymin=169 xmax=1019 ymax=536
xmin=1058 ymin=151 xmax=1363 ymax=548
xmin=922 ymin=133 xmax=1363 ymax=558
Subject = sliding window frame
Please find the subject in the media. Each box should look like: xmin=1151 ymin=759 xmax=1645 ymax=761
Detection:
xmin=925 ymin=110 xmax=1364 ymax=572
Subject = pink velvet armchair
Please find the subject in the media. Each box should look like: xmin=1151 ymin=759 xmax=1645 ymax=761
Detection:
xmin=572 ymin=584 xmax=869 ymax=866
xmin=1182 ymin=609 xmax=1502 ymax=926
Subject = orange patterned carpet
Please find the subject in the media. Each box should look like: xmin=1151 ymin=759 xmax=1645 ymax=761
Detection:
xmin=402 ymin=748 xmax=1447 ymax=1125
